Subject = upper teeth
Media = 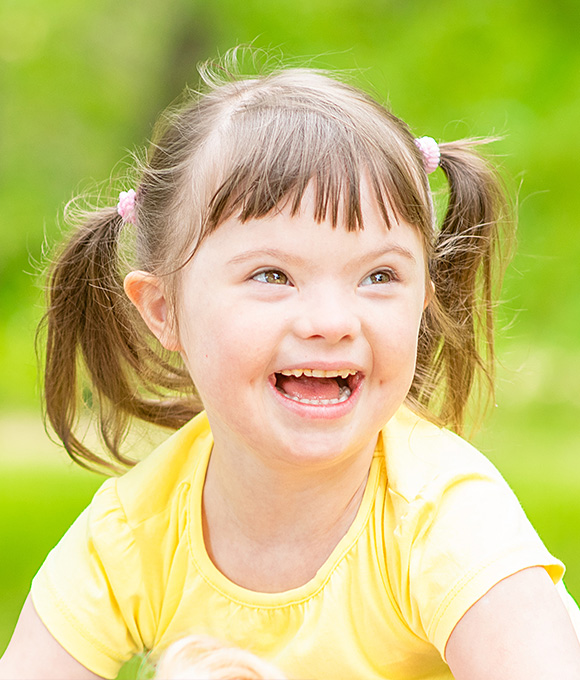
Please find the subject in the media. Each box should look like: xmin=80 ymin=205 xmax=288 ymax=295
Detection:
xmin=278 ymin=368 xmax=357 ymax=379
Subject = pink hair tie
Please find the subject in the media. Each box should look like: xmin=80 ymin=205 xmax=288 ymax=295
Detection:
xmin=117 ymin=189 xmax=137 ymax=223
xmin=414 ymin=136 xmax=440 ymax=174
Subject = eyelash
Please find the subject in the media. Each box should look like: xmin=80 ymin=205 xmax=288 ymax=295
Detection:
xmin=360 ymin=269 xmax=398 ymax=286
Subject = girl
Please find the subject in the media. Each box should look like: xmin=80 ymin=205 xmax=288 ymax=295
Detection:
xmin=1 ymin=53 xmax=580 ymax=679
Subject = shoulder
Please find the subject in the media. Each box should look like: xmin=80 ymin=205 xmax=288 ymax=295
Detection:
xmin=37 ymin=410 xmax=212 ymax=574
xmin=381 ymin=405 xmax=504 ymax=504
xmin=98 ymin=411 xmax=212 ymax=529
xmin=30 ymin=412 xmax=213 ymax=674
xmin=377 ymin=407 xmax=564 ymax=654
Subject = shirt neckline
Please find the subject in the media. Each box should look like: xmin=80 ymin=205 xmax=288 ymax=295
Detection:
xmin=187 ymin=427 xmax=383 ymax=609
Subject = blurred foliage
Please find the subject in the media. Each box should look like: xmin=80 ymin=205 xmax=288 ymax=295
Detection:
xmin=1 ymin=0 xmax=580 ymax=408
xmin=1 ymin=0 xmax=579 ymax=667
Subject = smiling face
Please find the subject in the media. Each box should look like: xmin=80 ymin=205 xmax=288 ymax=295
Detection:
xmin=158 ymin=185 xmax=429 ymax=472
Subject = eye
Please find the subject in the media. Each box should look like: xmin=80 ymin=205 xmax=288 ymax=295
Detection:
xmin=360 ymin=269 xmax=397 ymax=286
xmin=253 ymin=269 xmax=291 ymax=285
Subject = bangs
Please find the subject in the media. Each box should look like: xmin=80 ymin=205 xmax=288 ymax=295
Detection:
xmin=199 ymin=75 xmax=431 ymax=237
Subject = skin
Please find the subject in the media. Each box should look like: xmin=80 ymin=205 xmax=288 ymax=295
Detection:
xmin=2 ymin=187 xmax=579 ymax=678
xmin=445 ymin=567 xmax=580 ymax=678
xmin=0 ymin=596 xmax=101 ymax=680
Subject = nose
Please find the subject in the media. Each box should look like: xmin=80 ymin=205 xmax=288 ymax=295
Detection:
xmin=292 ymin=284 xmax=361 ymax=344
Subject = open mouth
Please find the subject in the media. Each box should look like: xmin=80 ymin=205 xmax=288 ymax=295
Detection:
xmin=273 ymin=368 xmax=362 ymax=405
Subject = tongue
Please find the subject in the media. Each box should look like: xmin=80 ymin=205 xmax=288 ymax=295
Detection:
xmin=277 ymin=375 xmax=340 ymax=400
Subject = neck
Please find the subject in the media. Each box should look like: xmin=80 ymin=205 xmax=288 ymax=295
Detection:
xmin=201 ymin=433 xmax=378 ymax=592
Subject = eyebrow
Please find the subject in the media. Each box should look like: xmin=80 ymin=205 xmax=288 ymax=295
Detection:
xmin=227 ymin=245 xmax=417 ymax=267
xmin=357 ymin=245 xmax=418 ymax=265
xmin=227 ymin=248 xmax=305 ymax=267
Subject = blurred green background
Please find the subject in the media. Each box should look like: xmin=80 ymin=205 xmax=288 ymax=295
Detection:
xmin=1 ymin=0 xmax=579 ymax=672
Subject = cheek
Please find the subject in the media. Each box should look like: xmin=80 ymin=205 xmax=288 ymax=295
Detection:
xmin=178 ymin=301 xmax=274 ymax=394
xmin=372 ymin=303 xmax=424 ymax=375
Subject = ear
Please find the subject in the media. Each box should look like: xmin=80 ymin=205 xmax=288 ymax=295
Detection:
xmin=424 ymin=279 xmax=436 ymax=311
xmin=124 ymin=271 xmax=182 ymax=351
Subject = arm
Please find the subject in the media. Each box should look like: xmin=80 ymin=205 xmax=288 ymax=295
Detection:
xmin=0 ymin=595 xmax=103 ymax=680
xmin=446 ymin=567 xmax=580 ymax=679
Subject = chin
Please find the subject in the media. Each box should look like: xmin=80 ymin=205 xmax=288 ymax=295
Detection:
xmin=272 ymin=427 xmax=378 ymax=469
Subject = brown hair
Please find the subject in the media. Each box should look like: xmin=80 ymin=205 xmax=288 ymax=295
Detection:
xmin=42 ymin=50 xmax=513 ymax=470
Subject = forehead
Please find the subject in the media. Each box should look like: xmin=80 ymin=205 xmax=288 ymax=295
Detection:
xmin=194 ymin=180 xmax=427 ymax=269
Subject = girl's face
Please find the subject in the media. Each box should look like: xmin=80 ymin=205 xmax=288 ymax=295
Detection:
xmin=169 ymin=185 xmax=429 ymax=470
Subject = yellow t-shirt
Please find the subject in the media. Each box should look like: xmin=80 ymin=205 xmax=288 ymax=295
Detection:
xmin=31 ymin=407 xmax=574 ymax=679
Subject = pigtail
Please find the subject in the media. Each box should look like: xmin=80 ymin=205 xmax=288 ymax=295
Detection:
xmin=42 ymin=206 xmax=199 ymax=471
xmin=411 ymin=140 xmax=514 ymax=434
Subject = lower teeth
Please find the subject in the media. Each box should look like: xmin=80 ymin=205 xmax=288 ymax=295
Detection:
xmin=282 ymin=385 xmax=352 ymax=405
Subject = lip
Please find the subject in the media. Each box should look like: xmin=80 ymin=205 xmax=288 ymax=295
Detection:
xmin=268 ymin=367 xmax=364 ymax=420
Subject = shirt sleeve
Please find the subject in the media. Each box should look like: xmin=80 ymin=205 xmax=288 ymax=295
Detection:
xmin=389 ymin=468 xmax=565 ymax=658
xmin=31 ymin=478 xmax=151 ymax=679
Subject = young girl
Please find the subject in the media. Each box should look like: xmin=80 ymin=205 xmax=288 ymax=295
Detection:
xmin=1 ymin=53 xmax=580 ymax=679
